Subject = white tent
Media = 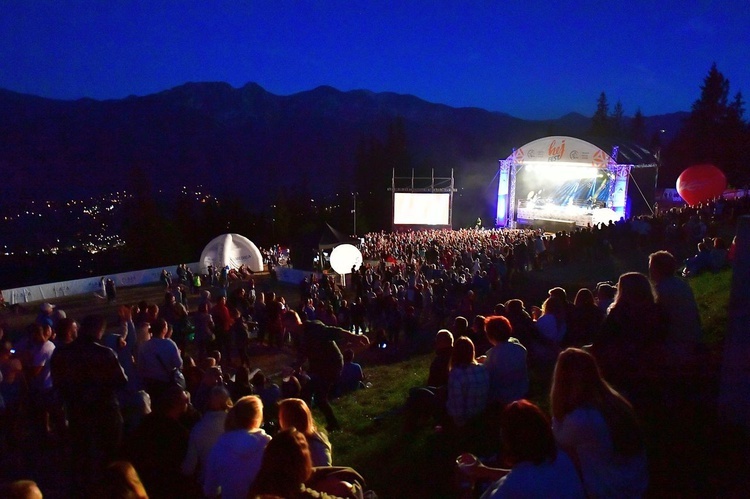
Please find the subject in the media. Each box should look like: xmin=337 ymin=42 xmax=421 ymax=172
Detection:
xmin=200 ymin=233 xmax=264 ymax=273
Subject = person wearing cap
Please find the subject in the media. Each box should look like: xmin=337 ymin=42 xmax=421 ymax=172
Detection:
xmin=36 ymin=302 xmax=55 ymax=329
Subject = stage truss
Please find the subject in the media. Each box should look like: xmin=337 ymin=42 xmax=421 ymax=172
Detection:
xmin=495 ymin=137 xmax=656 ymax=228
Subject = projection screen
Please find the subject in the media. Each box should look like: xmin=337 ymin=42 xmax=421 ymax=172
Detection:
xmin=393 ymin=193 xmax=450 ymax=225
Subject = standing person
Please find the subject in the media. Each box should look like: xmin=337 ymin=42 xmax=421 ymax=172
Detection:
xmin=193 ymin=302 xmax=215 ymax=360
xmin=204 ymin=395 xmax=271 ymax=499
xmin=50 ymin=314 xmax=128 ymax=497
xmin=299 ymin=320 xmax=369 ymax=431
xmin=182 ymin=386 xmax=233 ymax=487
xmin=105 ymin=278 xmax=117 ymax=303
xmin=211 ymin=296 xmax=234 ymax=361
xmin=21 ymin=323 xmax=56 ymax=438
xmin=648 ymin=250 xmax=702 ymax=367
xmin=126 ymin=385 xmax=191 ymax=499
xmin=550 ymin=348 xmax=648 ymax=498
xmin=136 ymin=319 xmax=183 ymax=402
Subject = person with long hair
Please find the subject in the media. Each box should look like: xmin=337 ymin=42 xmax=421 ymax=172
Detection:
xmin=565 ymin=288 xmax=604 ymax=347
xmin=203 ymin=395 xmax=271 ymax=499
xmin=591 ymin=272 xmax=667 ymax=394
xmin=249 ymin=428 xmax=366 ymax=499
xmin=446 ymin=337 xmax=488 ymax=428
xmin=550 ymin=348 xmax=648 ymax=498
xmin=458 ymin=399 xmax=585 ymax=498
xmin=96 ymin=461 xmax=149 ymax=499
xmin=278 ymin=398 xmax=332 ymax=466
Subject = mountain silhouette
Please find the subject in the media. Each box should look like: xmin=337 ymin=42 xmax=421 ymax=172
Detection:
xmin=0 ymin=83 xmax=686 ymax=207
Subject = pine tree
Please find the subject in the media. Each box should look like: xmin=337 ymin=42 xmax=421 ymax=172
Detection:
xmin=590 ymin=92 xmax=610 ymax=136
xmin=630 ymin=108 xmax=647 ymax=143
xmin=611 ymin=100 xmax=625 ymax=137
xmin=663 ymin=63 xmax=750 ymax=186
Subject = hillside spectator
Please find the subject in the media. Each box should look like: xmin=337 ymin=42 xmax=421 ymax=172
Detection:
xmin=457 ymin=400 xmax=585 ymax=498
xmin=229 ymin=308 xmax=250 ymax=367
xmin=251 ymin=370 xmax=281 ymax=424
xmin=281 ymin=366 xmax=302 ymax=399
xmin=446 ymin=336 xmax=488 ymax=429
xmin=182 ymin=386 xmax=232 ymax=487
xmin=126 ymin=385 xmax=191 ymax=499
xmin=229 ymin=365 xmax=255 ymax=401
xmin=480 ymin=316 xmax=529 ymax=409
xmin=595 ymin=282 xmax=616 ymax=315
xmin=211 ymin=296 xmax=234 ymax=360
xmin=709 ymin=237 xmax=729 ymax=271
xmin=105 ymin=278 xmax=117 ymax=303
xmin=136 ymin=318 xmax=183 ymax=402
xmin=249 ymin=427 xmax=367 ymax=499
xmin=21 ymin=323 xmax=55 ymax=438
xmin=299 ymin=320 xmax=369 ymax=431
xmin=279 ymin=398 xmax=333 ymax=466
xmin=565 ymin=288 xmax=604 ymax=347
xmin=551 ymin=348 xmax=648 ymax=498
xmin=648 ymin=250 xmax=702 ymax=367
xmin=192 ymin=366 xmax=225 ymax=414
xmin=502 ymin=299 xmax=536 ymax=349
xmin=592 ymin=272 xmax=667 ymax=395
xmin=50 ymin=314 xmax=128 ymax=496
xmin=95 ymin=461 xmax=149 ymax=499
xmin=193 ymin=302 xmax=215 ymax=360
xmin=204 ymin=395 xmax=271 ymax=499
xmin=338 ymin=348 xmax=365 ymax=395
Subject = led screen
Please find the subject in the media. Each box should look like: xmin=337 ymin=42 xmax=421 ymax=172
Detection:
xmin=393 ymin=193 xmax=450 ymax=225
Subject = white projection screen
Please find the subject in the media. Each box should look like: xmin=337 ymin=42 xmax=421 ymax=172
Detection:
xmin=393 ymin=193 xmax=450 ymax=225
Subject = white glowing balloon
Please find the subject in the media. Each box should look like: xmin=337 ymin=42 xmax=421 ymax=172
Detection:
xmin=592 ymin=207 xmax=620 ymax=226
xmin=329 ymin=244 xmax=363 ymax=275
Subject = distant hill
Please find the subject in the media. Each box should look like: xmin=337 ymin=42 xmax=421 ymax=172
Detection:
xmin=0 ymin=83 xmax=686 ymax=208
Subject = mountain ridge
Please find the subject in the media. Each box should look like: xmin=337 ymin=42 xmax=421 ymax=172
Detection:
xmin=0 ymin=82 xmax=688 ymax=207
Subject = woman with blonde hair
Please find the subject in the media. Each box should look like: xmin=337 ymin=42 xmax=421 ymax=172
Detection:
xmin=278 ymin=398 xmax=332 ymax=466
xmin=550 ymin=348 xmax=647 ymax=498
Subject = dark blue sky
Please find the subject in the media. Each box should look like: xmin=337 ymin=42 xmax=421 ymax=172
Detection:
xmin=1 ymin=1 xmax=747 ymax=120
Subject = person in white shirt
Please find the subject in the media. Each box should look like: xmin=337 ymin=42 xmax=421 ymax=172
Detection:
xmin=182 ymin=386 xmax=232 ymax=485
xmin=203 ymin=395 xmax=271 ymax=499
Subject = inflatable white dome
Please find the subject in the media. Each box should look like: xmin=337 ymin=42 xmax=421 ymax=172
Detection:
xmin=200 ymin=233 xmax=264 ymax=273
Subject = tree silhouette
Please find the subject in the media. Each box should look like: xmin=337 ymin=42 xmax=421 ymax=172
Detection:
xmin=590 ymin=92 xmax=610 ymax=137
xmin=663 ymin=63 xmax=750 ymax=187
xmin=630 ymin=108 xmax=647 ymax=143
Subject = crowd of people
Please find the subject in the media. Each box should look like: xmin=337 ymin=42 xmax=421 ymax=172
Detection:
xmin=0 ymin=196 xmax=745 ymax=497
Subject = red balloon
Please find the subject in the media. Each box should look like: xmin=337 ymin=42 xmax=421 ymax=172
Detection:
xmin=676 ymin=164 xmax=727 ymax=206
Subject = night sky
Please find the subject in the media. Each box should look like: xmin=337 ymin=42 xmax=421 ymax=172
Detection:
xmin=1 ymin=1 xmax=747 ymax=120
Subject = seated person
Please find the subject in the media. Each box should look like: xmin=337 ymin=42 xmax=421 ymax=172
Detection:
xmin=683 ymin=241 xmax=712 ymax=276
xmin=457 ymin=400 xmax=584 ymax=498
xmin=337 ymin=349 xmax=365 ymax=395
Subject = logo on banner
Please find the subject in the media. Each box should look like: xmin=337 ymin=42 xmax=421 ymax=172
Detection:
xmin=593 ymin=150 xmax=607 ymax=168
xmin=548 ymin=140 xmax=565 ymax=162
